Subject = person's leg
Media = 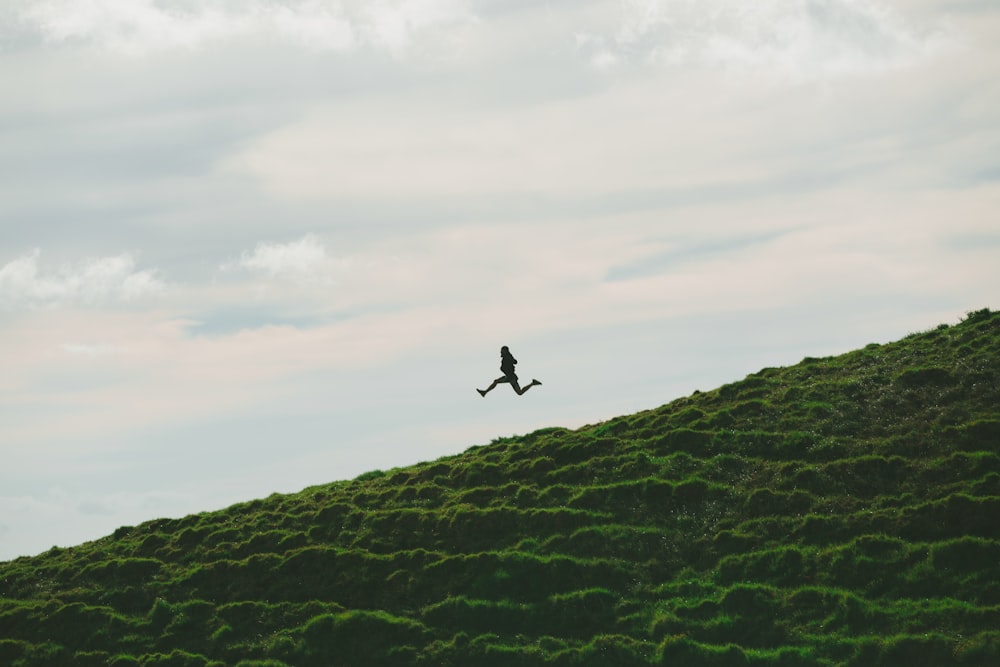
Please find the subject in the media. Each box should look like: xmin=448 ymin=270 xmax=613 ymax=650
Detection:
xmin=514 ymin=379 xmax=542 ymax=395
xmin=478 ymin=377 xmax=508 ymax=396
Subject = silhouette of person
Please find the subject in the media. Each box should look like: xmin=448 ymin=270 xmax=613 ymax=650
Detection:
xmin=477 ymin=345 xmax=542 ymax=397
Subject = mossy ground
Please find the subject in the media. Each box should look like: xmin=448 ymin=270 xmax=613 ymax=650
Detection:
xmin=2 ymin=309 xmax=999 ymax=666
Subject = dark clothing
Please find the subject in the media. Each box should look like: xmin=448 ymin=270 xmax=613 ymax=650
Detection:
xmin=500 ymin=351 xmax=517 ymax=378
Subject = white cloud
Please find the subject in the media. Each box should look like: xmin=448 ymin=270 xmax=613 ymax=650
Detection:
xmin=224 ymin=82 xmax=762 ymax=200
xmin=224 ymin=234 xmax=344 ymax=285
xmin=12 ymin=0 xmax=475 ymax=56
xmin=11 ymin=0 xmax=249 ymax=55
xmin=270 ymin=1 xmax=357 ymax=52
xmin=364 ymin=0 xmax=476 ymax=56
xmin=0 ymin=249 xmax=164 ymax=307
xmin=578 ymin=0 xmax=956 ymax=80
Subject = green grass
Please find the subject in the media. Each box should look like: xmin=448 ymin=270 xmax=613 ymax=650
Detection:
xmin=2 ymin=308 xmax=999 ymax=666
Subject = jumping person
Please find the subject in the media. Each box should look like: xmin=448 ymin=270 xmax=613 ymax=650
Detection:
xmin=477 ymin=346 xmax=542 ymax=397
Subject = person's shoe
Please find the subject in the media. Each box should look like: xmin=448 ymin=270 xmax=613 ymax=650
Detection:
xmin=477 ymin=389 xmax=487 ymax=397
xmin=532 ymin=379 xmax=542 ymax=386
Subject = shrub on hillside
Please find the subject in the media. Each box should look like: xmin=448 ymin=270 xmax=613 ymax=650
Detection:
xmin=0 ymin=640 xmax=27 ymax=663
xmin=658 ymin=636 xmax=750 ymax=666
xmin=139 ymin=649 xmax=218 ymax=667
xmin=108 ymin=655 xmax=141 ymax=667
xmin=295 ymin=611 xmax=428 ymax=667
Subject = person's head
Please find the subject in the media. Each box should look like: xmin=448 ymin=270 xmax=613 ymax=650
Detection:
xmin=500 ymin=345 xmax=509 ymax=356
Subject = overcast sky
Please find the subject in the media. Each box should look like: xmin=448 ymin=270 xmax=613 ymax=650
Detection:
xmin=2 ymin=0 xmax=998 ymax=561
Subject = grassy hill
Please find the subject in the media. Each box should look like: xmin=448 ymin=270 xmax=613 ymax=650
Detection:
xmin=2 ymin=308 xmax=999 ymax=667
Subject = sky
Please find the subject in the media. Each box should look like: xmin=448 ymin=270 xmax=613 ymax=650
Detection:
xmin=1 ymin=0 xmax=998 ymax=561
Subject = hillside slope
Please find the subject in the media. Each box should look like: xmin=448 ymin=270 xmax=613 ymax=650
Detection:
xmin=2 ymin=309 xmax=999 ymax=667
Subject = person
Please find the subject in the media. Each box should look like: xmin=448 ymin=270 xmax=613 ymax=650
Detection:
xmin=477 ymin=345 xmax=542 ymax=397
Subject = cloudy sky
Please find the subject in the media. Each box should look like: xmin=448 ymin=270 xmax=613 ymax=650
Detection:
xmin=1 ymin=0 xmax=998 ymax=561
